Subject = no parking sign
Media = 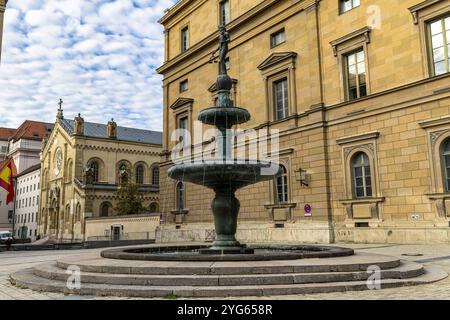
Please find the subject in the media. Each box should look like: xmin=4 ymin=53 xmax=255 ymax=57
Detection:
xmin=304 ymin=204 xmax=312 ymax=217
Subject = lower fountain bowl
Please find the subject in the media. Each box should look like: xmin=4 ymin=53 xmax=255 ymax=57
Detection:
xmin=167 ymin=160 xmax=281 ymax=190
xmin=101 ymin=244 xmax=354 ymax=262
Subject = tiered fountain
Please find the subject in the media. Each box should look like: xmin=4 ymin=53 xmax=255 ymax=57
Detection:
xmin=167 ymin=26 xmax=279 ymax=254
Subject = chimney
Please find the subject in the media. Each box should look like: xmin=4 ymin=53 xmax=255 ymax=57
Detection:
xmin=107 ymin=118 xmax=117 ymax=139
xmin=73 ymin=113 xmax=84 ymax=136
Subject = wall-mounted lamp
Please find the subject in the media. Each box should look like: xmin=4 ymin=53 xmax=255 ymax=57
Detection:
xmin=295 ymin=168 xmax=309 ymax=187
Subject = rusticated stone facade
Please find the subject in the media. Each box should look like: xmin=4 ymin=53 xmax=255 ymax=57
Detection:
xmin=158 ymin=0 xmax=450 ymax=244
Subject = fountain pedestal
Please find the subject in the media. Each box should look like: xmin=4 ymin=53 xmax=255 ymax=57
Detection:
xmin=198 ymin=189 xmax=254 ymax=254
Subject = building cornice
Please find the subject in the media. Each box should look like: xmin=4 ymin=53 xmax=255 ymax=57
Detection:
xmin=419 ymin=115 xmax=450 ymax=129
xmin=74 ymin=144 xmax=160 ymax=156
xmin=0 ymin=0 xmax=6 ymax=12
xmin=157 ymin=0 xmax=281 ymax=75
xmin=159 ymin=0 xmax=200 ymax=25
xmin=336 ymin=132 xmax=380 ymax=146
xmin=408 ymin=0 xmax=445 ymax=24
xmin=330 ymin=26 xmax=371 ymax=57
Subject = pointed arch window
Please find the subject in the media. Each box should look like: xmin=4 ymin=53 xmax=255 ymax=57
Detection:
xmin=352 ymin=152 xmax=372 ymax=198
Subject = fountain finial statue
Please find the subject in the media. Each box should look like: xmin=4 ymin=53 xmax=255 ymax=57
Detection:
xmin=218 ymin=26 xmax=230 ymax=75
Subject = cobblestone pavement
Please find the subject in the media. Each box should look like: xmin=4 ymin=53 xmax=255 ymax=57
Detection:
xmin=1 ymin=244 xmax=450 ymax=300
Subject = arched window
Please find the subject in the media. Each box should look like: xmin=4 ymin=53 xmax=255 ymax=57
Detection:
xmin=65 ymin=204 xmax=71 ymax=221
xmin=90 ymin=161 xmax=99 ymax=182
xmin=276 ymin=165 xmax=288 ymax=203
xmin=75 ymin=203 xmax=81 ymax=221
xmin=135 ymin=165 xmax=144 ymax=185
xmin=100 ymin=202 xmax=110 ymax=217
xmin=152 ymin=166 xmax=160 ymax=185
xmin=67 ymin=161 xmax=73 ymax=181
xmin=119 ymin=163 xmax=129 ymax=185
xmin=149 ymin=202 xmax=159 ymax=213
xmin=176 ymin=182 xmax=185 ymax=210
xmin=442 ymin=139 xmax=450 ymax=191
xmin=352 ymin=152 xmax=372 ymax=198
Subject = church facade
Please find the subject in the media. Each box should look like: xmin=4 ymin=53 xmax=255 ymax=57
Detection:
xmin=157 ymin=0 xmax=450 ymax=244
xmin=38 ymin=107 xmax=162 ymax=242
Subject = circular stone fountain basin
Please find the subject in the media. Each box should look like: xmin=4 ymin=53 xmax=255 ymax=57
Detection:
xmin=167 ymin=161 xmax=280 ymax=189
xmin=101 ymin=244 xmax=354 ymax=262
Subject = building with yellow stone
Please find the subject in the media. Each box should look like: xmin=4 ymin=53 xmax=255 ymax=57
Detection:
xmin=38 ymin=106 xmax=162 ymax=243
xmin=157 ymin=0 xmax=450 ymax=244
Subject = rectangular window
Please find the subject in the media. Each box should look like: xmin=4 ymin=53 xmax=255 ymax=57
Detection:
xmin=345 ymin=49 xmax=367 ymax=100
xmin=429 ymin=16 xmax=450 ymax=76
xmin=0 ymin=146 xmax=6 ymax=153
xmin=181 ymin=26 xmax=189 ymax=53
xmin=219 ymin=0 xmax=230 ymax=26
xmin=340 ymin=0 xmax=360 ymax=14
xmin=273 ymin=78 xmax=289 ymax=120
xmin=180 ymin=80 xmax=188 ymax=93
xmin=271 ymin=29 xmax=286 ymax=48
xmin=179 ymin=116 xmax=188 ymax=143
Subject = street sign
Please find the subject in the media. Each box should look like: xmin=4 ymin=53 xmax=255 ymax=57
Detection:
xmin=304 ymin=204 xmax=312 ymax=217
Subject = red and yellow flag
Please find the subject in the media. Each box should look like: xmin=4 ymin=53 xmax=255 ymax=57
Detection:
xmin=0 ymin=160 xmax=16 ymax=205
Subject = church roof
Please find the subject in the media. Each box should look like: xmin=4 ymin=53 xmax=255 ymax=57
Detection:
xmin=59 ymin=119 xmax=162 ymax=145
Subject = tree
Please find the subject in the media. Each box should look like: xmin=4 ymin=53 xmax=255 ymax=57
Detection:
xmin=114 ymin=183 xmax=145 ymax=216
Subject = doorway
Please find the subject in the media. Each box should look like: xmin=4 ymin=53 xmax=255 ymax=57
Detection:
xmin=112 ymin=226 xmax=121 ymax=241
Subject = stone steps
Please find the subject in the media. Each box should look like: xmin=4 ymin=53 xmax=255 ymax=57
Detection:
xmin=32 ymin=260 xmax=425 ymax=287
xmin=55 ymin=252 xmax=402 ymax=275
xmin=10 ymin=266 xmax=447 ymax=298
xmin=8 ymin=251 xmax=448 ymax=298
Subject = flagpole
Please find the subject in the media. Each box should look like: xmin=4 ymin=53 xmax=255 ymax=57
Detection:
xmin=12 ymin=176 xmax=16 ymax=239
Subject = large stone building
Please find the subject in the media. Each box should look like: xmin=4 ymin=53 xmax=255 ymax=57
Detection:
xmin=0 ymin=128 xmax=16 ymax=160
xmin=38 ymin=107 xmax=162 ymax=242
xmin=0 ymin=0 xmax=7 ymax=63
xmin=157 ymin=0 xmax=450 ymax=244
xmin=0 ymin=121 xmax=50 ymax=233
xmin=14 ymin=164 xmax=40 ymax=241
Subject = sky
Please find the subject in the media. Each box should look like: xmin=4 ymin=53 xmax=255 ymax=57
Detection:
xmin=0 ymin=0 xmax=177 ymax=131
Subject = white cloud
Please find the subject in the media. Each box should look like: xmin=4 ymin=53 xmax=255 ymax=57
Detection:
xmin=0 ymin=0 xmax=177 ymax=131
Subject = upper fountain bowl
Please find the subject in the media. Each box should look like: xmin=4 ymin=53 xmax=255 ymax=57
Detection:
xmin=198 ymin=106 xmax=250 ymax=127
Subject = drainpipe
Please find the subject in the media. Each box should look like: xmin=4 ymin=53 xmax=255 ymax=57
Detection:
xmin=12 ymin=176 xmax=17 ymax=239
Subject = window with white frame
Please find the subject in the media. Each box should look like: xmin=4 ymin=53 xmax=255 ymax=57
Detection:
xmin=429 ymin=15 xmax=450 ymax=76
xmin=340 ymin=0 xmax=360 ymax=14
xmin=219 ymin=0 xmax=230 ymax=26
xmin=273 ymin=78 xmax=289 ymax=120
xmin=351 ymin=152 xmax=372 ymax=198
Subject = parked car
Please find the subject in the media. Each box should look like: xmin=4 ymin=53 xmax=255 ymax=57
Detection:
xmin=0 ymin=231 xmax=13 ymax=244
